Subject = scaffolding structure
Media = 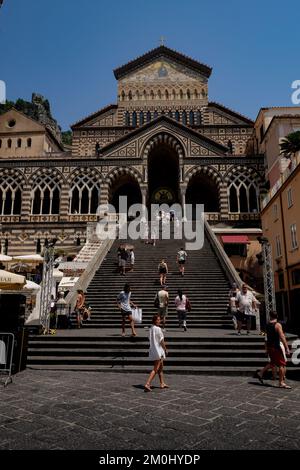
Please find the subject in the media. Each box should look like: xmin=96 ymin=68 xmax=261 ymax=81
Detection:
xmin=39 ymin=242 xmax=56 ymax=333
xmin=261 ymin=239 xmax=276 ymax=323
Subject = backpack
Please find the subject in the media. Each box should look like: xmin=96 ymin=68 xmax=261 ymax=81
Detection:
xmin=185 ymin=297 xmax=192 ymax=312
xmin=178 ymin=251 xmax=186 ymax=261
xmin=154 ymin=293 xmax=160 ymax=309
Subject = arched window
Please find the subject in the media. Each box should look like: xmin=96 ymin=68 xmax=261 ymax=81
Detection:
xmin=135 ymin=90 xmax=140 ymax=100
xmin=196 ymin=110 xmax=201 ymax=125
xmin=187 ymin=89 xmax=191 ymax=100
xmin=172 ymin=89 xmax=176 ymax=100
xmin=201 ymin=88 xmax=206 ymax=98
xmin=70 ymin=172 xmax=100 ymax=214
xmin=146 ymin=111 xmax=151 ymax=123
xmin=249 ymin=185 xmax=258 ymax=212
xmin=31 ymin=174 xmax=61 ymax=215
xmin=179 ymin=89 xmax=183 ymax=99
xmin=8 ymin=139 xmax=12 ymax=148
xmin=0 ymin=173 xmax=23 ymax=215
xmin=132 ymin=111 xmax=137 ymax=128
xmin=143 ymin=90 xmax=147 ymax=100
xmin=139 ymin=111 xmax=144 ymax=125
xmin=189 ymin=111 xmax=194 ymax=125
xmin=150 ymin=90 xmax=154 ymax=100
xmin=165 ymin=90 xmax=169 ymax=100
xmin=168 ymin=110 xmax=173 ymax=119
xmin=17 ymin=138 xmax=22 ymax=148
xmin=27 ymin=138 xmax=32 ymax=148
xmin=228 ymin=172 xmax=260 ymax=213
xmin=175 ymin=110 xmax=180 ymax=121
xmin=121 ymin=90 xmax=125 ymax=101
xmin=124 ymin=111 xmax=130 ymax=126
xmin=229 ymin=186 xmax=238 ymax=213
xmin=182 ymin=111 xmax=187 ymax=125
xmin=239 ymin=185 xmax=248 ymax=212
xmin=194 ymin=89 xmax=198 ymax=99
xmin=153 ymin=110 xmax=158 ymax=119
xmin=157 ymin=90 xmax=162 ymax=99
xmin=128 ymin=90 xmax=133 ymax=100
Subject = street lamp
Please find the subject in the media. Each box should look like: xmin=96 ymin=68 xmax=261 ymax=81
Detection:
xmin=257 ymin=236 xmax=276 ymax=323
xmin=39 ymin=238 xmax=57 ymax=333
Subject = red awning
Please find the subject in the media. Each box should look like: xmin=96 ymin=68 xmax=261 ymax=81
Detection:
xmin=221 ymin=235 xmax=250 ymax=244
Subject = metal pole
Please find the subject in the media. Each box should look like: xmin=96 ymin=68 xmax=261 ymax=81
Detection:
xmin=261 ymin=240 xmax=276 ymax=323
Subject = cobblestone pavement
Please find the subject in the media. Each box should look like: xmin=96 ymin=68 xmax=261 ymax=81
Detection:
xmin=0 ymin=370 xmax=299 ymax=450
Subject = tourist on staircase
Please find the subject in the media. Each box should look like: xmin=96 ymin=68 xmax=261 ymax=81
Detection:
xmin=75 ymin=289 xmax=85 ymax=328
xmin=177 ymin=247 xmax=188 ymax=277
xmin=175 ymin=289 xmax=189 ymax=332
xmin=144 ymin=315 xmax=169 ymax=392
xmin=129 ymin=248 xmax=135 ymax=272
xmin=158 ymin=259 xmax=168 ymax=287
xmin=228 ymin=283 xmax=240 ymax=330
xmin=235 ymin=284 xmax=257 ymax=335
xmin=156 ymin=286 xmax=169 ymax=331
xmin=117 ymin=283 xmax=137 ymax=337
xmin=119 ymin=247 xmax=128 ymax=276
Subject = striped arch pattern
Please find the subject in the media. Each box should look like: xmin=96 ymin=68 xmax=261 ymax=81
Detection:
xmin=184 ymin=165 xmax=224 ymax=214
xmin=142 ymin=132 xmax=185 ymax=160
xmin=100 ymin=166 xmax=143 ymax=209
xmin=105 ymin=166 xmax=143 ymax=186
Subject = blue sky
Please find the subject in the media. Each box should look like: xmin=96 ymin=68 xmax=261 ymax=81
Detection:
xmin=0 ymin=0 xmax=299 ymax=130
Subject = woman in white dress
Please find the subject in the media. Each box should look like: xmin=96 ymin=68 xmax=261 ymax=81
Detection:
xmin=144 ymin=315 xmax=169 ymax=392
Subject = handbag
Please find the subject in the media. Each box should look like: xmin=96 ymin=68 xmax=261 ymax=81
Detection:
xmin=185 ymin=297 xmax=192 ymax=312
xmin=132 ymin=307 xmax=142 ymax=323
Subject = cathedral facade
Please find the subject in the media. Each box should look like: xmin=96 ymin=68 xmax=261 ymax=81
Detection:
xmin=0 ymin=46 xmax=264 ymax=255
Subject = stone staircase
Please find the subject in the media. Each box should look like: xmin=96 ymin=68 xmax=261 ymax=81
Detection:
xmin=27 ymin=226 xmax=299 ymax=375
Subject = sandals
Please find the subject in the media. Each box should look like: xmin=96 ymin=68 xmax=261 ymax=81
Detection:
xmin=160 ymin=384 xmax=170 ymax=389
xmin=279 ymin=384 xmax=291 ymax=389
xmin=144 ymin=385 xmax=152 ymax=392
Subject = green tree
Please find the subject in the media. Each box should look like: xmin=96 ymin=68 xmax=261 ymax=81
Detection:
xmin=62 ymin=130 xmax=72 ymax=146
xmin=280 ymin=131 xmax=300 ymax=158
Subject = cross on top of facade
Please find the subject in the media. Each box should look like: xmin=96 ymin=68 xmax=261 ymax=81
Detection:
xmin=159 ymin=36 xmax=166 ymax=46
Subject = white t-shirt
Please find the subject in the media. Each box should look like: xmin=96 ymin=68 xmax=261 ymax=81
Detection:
xmin=236 ymin=291 xmax=255 ymax=315
xmin=149 ymin=325 xmax=165 ymax=361
xmin=117 ymin=291 xmax=132 ymax=312
xmin=175 ymin=294 xmax=187 ymax=311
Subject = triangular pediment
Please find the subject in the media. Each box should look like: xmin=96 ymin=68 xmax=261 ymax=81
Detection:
xmin=114 ymin=46 xmax=212 ymax=80
xmin=71 ymin=104 xmax=117 ymax=128
xmin=0 ymin=108 xmax=45 ymax=133
xmin=101 ymin=116 xmax=228 ymax=159
xmin=207 ymin=102 xmax=253 ymax=126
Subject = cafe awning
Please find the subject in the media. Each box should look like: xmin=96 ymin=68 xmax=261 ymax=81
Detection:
xmin=0 ymin=269 xmax=26 ymax=290
xmin=221 ymin=235 xmax=250 ymax=244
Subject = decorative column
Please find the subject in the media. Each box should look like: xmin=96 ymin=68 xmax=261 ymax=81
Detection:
xmin=219 ymin=182 xmax=229 ymax=221
xmin=20 ymin=184 xmax=32 ymax=222
xmin=59 ymin=183 xmax=71 ymax=222
xmin=180 ymin=185 xmax=187 ymax=220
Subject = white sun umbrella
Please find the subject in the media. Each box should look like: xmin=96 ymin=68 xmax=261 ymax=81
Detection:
xmin=23 ymin=280 xmax=41 ymax=291
xmin=12 ymin=254 xmax=43 ymax=262
xmin=0 ymin=254 xmax=12 ymax=262
xmin=53 ymin=269 xmax=64 ymax=280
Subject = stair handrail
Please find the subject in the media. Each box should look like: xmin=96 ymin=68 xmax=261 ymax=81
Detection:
xmin=65 ymin=237 xmax=114 ymax=310
xmin=204 ymin=217 xmax=244 ymax=290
